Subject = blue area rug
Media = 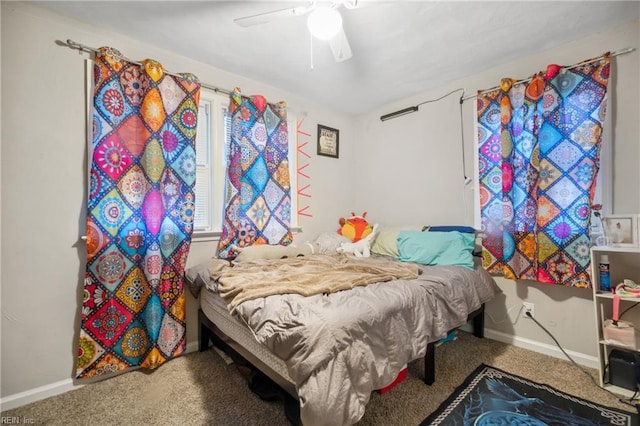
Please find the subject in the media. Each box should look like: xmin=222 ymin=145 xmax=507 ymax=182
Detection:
xmin=421 ymin=364 xmax=638 ymax=426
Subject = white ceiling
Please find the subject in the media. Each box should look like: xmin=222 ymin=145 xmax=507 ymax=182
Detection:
xmin=36 ymin=1 xmax=640 ymax=115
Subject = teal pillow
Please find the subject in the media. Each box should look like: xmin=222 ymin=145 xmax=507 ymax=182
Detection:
xmin=397 ymin=231 xmax=474 ymax=269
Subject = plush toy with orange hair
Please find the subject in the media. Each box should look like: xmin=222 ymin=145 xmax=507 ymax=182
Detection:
xmin=338 ymin=212 xmax=373 ymax=243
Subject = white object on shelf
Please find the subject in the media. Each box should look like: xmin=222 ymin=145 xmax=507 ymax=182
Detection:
xmin=602 ymin=319 xmax=637 ymax=348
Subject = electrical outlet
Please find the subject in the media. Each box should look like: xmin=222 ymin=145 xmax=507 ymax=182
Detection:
xmin=523 ymin=302 xmax=535 ymax=318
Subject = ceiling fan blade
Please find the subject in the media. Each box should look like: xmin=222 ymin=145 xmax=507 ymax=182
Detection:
xmin=234 ymin=3 xmax=315 ymax=27
xmin=328 ymin=28 xmax=352 ymax=62
xmin=342 ymin=0 xmax=359 ymax=10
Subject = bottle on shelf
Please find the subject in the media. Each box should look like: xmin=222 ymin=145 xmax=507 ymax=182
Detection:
xmin=599 ymin=254 xmax=611 ymax=292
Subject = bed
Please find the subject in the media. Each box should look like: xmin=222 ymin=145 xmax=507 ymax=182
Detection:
xmin=186 ymin=241 xmax=498 ymax=426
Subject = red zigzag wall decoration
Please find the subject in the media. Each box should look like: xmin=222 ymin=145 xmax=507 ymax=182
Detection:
xmin=296 ymin=118 xmax=312 ymax=218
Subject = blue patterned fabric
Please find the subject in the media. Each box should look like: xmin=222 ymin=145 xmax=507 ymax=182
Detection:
xmin=217 ymin=88 xmax=292 ymax=259
xmin=77 ymin=47 xmax=200 ymax=378
xmin=477 ymin=55 xmax=610 ymax=287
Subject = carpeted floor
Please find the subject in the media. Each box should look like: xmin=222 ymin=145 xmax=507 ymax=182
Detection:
xmin=2 ymin=332 xmax=636 ymax=425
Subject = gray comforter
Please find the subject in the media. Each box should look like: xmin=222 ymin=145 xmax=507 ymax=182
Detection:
xmin=231 ymin=260 xmax=498 ymax=426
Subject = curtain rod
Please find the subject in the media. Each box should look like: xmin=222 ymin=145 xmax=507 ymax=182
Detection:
xmin=59 ymin=39 xmax=233 ymax=96
xmin=461 ymin=47 xmax=636 ymax=101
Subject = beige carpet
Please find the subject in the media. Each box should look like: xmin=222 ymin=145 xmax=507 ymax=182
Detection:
xmin=2 ymin=332 xmax=635 ymax=425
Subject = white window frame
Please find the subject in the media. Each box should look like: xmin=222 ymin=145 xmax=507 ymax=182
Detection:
xmin=193 ymin=90 xmax=228 ymax=238
xmin=589 ymin=108 xmax=612 ymax=236
xmin=193 ymin=88 xmax=299 ymax=240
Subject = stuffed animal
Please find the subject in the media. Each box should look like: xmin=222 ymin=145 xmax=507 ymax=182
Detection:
xmin=337 ymin=224 xmax=378 ymax=257
xmin=338 ymin=212 xmax=373 ymax=243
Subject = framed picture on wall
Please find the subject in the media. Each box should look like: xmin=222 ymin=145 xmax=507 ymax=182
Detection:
xmin=603 ymin=214 xmax=638 ymax=247
xmin=317 ymin=124 xmax=339 ymax=158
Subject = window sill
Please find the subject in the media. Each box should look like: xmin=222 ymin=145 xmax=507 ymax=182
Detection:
xmin=191 ymin=232 xmax=221 ymax=243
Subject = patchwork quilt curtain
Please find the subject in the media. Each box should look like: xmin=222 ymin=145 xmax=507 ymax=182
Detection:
xmin=77 ymin=47 xmax=201 ymax=377
xmin=478 ymin=55 xmax=610 ymax=287
xmin=217 ymin=88 xmax=293 ymax=259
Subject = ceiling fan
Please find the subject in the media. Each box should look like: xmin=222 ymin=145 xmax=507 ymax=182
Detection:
xmin=233 ymin=1 xmax=360 ymax=63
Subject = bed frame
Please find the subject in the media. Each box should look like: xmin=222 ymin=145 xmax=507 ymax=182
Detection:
xmin=424 ymin=304 xmax=485 ymax=385
xmin=198 ymin=303 xmax=485 ymax=397
xmin=198 ymin=308 xmax=298 ymax=398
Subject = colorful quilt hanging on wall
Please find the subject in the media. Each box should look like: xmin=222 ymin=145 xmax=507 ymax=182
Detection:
xmin=217 ymin=88 xmax=293 ymax=259
xmin=477 ymin=55 xmax=610 ymax=288
xmin=77 ymin=47 xmax=201 ymax=378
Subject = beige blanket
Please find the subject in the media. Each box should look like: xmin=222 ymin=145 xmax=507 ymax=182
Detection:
xmin=216 ymin=253 xmax=421 ymax=310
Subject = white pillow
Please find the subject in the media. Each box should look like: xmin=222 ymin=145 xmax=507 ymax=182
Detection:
xmin=233 ymin=244 xmax=313 ymax=262
xmin=312 ymin=232 xmax=351 ymax=254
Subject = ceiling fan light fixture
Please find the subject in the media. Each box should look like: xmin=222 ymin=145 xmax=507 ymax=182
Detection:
xmin=307 ymin=8 xmax=342 ymax=40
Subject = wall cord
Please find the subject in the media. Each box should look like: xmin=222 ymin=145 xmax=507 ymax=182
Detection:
xmin=524 ymin=311 xmax=639 ymax=411
xmin=619 ymin=302 xmax=639 ymax=319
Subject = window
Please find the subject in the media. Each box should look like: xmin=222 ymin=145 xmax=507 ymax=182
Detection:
xmin=474 ymin=92 xmax=612 ymax=234
xmin=193 ymin=90 xmax=228 ymax=235
xmin=588 ymin=109 xmax=612 ymax=238
xmin=193 ymin=89 xmax=298 ymax=238
xmin=475 ymin=60 xmax=611 ymax=286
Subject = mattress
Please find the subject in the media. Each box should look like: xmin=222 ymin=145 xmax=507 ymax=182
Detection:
xmin=200 ymin=287 xmax=294 ymax=387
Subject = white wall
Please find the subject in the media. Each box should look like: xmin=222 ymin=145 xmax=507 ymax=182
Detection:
xmin=355 ymin=93 xmax=473 ymax=227
xmin=0 ymin=2 xmax=356 ymax=401
xmin=355 ymin=19 xmax=640 ymax=361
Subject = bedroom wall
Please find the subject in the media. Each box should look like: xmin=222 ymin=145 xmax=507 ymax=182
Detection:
xmin=0 ymin=2 xmax=355 ymax=402
xmin=354 ymin=18 xmax=640 ymax=364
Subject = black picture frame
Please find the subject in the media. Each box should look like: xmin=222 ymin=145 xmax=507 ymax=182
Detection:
xmin=317 ymin=124 xmax=339 ymax=158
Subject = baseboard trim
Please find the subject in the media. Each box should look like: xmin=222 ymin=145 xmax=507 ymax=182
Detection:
xmin=2 ymin=334 xmax=597 ymax=411
xmin=1 ymin=341 xmax=202 ymax=412
xmin=0 ymin=378 xmax=82 ymax=412
xmin=185 ymin=341 xmax=199 ymax=354
xmin=484 ymin=328 xmax=599 ymax=370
